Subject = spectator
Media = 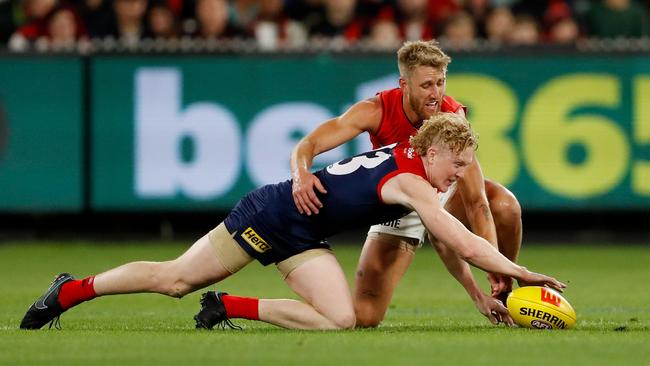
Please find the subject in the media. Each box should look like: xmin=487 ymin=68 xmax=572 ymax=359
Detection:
xmin=309 ymin=0 xmax=365 ymax=44
xmin=428 ymin=0 xmax=461 ymax=25
xmin=395 ymin=0 xmax=435 ymax=41
xmin=91 ymin=0 xmax=152 ymax=44
xmin=543 ymin=0 xmax=580 ymax=44
xmin=547 ymin=16 xmax=580 ymax=43
xmin=441 ymin=11 xmax=477 ymax=48
xmin=367 ymin=17 xmax=401 ymax=49
xmin=508 ymin=14 xmax=540 ymax=45
xmin=8 ymin=1 xmax=88 ymax=51
xmin=485 ymin=6 xmax=514 ymax=43
xmin=194 ymin=0 xmax=242 ymax=39
xmin=8 ymin=0 xmax=59 ymax=50
xmin=250 ymin=0 xmax=307 ymax=50
xmin=43 ymin=4 xmax=88 ymax=49
xmin=148 ymin=0 xmax=179 ymax=39
xmin=586 ymin=0 xmax=649 ymax=38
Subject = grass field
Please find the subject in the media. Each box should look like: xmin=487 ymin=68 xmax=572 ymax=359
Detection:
xmin=1 ymin=240 xmax=649 ymax=365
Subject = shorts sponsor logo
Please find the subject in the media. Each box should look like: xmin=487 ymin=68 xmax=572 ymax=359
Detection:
xmin=381 ymin=219 xmax=401 ymax=229
xmin=540 ymin=288 xmax=561 ymax=307
xmin=241 ymin=227 xmax=271 ymax=253
xmin=530 ymin=320 xmax=552 ymax=329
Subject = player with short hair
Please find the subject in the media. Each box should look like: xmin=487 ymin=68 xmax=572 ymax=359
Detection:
xmin=290 ymin=40 xmax=522 ymax=327
xmin=20 ymin=113 xmax=563 ymax=331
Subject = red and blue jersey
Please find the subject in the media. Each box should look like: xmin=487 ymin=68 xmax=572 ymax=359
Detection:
xmin=224 ymin=142 xmax=427 ymax=265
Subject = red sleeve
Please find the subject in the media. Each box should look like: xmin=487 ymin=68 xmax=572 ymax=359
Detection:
xmin=442 ymin=95 xmax=467 ymax=115
xmin=376 ymin=143 xmax=427 ymax=203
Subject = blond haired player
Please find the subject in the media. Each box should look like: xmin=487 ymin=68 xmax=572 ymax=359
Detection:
xmin=291 ymin=40 xmax=522 ymax=326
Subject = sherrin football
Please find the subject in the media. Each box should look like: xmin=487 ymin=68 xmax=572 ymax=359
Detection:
xmin=506 ymin=286 xmax=576 ymax=329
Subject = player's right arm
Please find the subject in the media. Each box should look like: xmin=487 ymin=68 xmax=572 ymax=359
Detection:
xmin=380 ymin=173 xmax=566 ymax=291
xmin=290 ymin=98 xmax=382 ymax=215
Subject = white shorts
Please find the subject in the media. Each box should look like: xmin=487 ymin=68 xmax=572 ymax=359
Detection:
xmin=368 ymin=183 xmax=458 ymax=244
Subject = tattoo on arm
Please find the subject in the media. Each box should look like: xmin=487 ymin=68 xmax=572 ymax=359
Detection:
xmin=479 ymin=204 xmax=490 ymax=219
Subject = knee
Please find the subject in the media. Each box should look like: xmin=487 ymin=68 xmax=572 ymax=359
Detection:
xmin=151 ymin=262 xmax=192 ymax=298
xmin=166 ymin=279 xmax=192 ymax=298
xmin=330 ymin=312 xmax=356 ymax=330
xmin=354 ymin=295 xmax=385 ymax=328
xmin=487 ymin=185 xmax=521 ymax=223
xmin=355 ymin=312 xmax=382 ymax=328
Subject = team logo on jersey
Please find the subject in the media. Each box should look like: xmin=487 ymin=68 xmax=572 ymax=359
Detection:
xmin=241 ymin=227 xmax=272 ymax=253
xmin=406 ymin=147 xmax=414 ymax=159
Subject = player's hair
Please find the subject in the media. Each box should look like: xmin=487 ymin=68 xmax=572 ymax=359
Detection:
xmin=409 ymin=113 xmax=477 ymax=156
xmin=397 ymin=40 xmax=451 ymax=79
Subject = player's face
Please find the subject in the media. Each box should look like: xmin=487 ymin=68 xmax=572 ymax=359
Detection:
xmin=402 ymin=65 xmax=447 ymax=123
xmin=425 ymin=146 xmax=473 ymax=192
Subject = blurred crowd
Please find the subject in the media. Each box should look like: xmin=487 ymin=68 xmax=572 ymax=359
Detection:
xmin=1 ymin=0 xmax=649 ymax=52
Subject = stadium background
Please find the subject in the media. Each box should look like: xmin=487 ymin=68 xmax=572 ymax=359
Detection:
xmin=1 ymin=49 xmax=648 ymax=240
xmin=1 ymin=1 xmax=649 ymax=364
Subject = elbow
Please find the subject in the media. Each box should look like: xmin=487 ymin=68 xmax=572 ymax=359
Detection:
xmin=294 ymin=138 xmax=316 ymax=155
xmin=456 ymin=245 xmax=477 ymax=262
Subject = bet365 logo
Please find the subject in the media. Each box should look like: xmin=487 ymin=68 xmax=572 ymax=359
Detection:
xmin=540 ymin=288 xmax=561 ymax=307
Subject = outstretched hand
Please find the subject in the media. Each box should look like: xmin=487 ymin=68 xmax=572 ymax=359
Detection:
xmin=518 ymin=268 xmax=567 ymax=293
xmin=292 ymin=170 xmax=327 ymax=215
xmin=474 ymin=291 xmax=515 ymax=327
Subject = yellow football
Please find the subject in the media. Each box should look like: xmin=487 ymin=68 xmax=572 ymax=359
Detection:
xmin=506 ymin=286 xmax=576 ymax=329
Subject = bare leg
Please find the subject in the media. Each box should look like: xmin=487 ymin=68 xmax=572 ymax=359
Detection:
xmin=353 ymin=233 xmax=416 ymax=327
xmin=258 ymin=253 xmax=355 ymax=330
xmin=93 ymin=234 xmax=235 ymax=298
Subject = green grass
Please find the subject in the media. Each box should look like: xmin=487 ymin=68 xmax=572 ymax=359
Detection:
xmin=1 ymin=241 xmax=649 ymax=365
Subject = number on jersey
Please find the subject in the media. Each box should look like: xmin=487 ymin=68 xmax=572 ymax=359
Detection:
xmin=326 ymin=144 xmax=396 ymax=176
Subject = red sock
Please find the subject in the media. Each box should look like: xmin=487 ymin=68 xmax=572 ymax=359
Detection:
xmin=221 ymin=294 xmax=259 ymax=320
xmin=57 ymin=276 xmax=97 ymax=310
